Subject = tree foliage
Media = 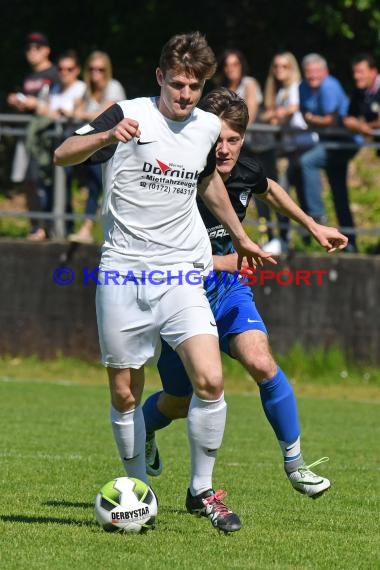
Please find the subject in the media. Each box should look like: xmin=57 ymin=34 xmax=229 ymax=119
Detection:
xmin=307 ymin=0 xmax=380 ymax=41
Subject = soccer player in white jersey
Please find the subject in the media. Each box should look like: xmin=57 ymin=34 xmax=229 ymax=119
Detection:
xmin=54 ymin=32 xmax=282 ymax=533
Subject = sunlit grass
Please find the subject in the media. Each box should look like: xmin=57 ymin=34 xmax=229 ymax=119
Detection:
xmin=0 ymin=377 xmax=379 ymax=570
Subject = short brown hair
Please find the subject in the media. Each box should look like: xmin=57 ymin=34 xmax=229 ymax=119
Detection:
xmin=198 ymin=87 xmax=249 ymax=136
xmin=159 ymin=31 xmax=217 ymax=80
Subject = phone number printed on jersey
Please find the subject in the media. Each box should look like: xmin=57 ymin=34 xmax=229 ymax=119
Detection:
xmin=140 ymin=174 xmax=196 ymax=196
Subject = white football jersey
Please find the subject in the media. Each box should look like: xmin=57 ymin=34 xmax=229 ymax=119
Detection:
xmin=77 ymin=97 xmax=220 ymax=275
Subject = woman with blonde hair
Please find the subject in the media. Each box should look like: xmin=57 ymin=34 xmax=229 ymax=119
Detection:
xmin=74 ymin=51 xmax=125 ymax=122
xmin=263 ymin=51 xmax=306 ymax=130
xmin=260 ymin=51 xmax=309 ymax=252
xmin=68 ymin=51 xmax=126 ymax=243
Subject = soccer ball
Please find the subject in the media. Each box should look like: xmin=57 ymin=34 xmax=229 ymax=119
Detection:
xmin=95 ymin=476 xmax=158 ymax=534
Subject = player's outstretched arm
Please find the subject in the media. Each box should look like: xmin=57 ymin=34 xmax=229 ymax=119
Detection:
xmin=54 ymin=118 xmax=141 ymax=167
xmin=260 ymin=179 xmax=348 ymax=253
xmin=198 ymin=169 xmax=277 ymax=268
xmin=308 ymin=223 xmax=348 ymax=252
xmin=213 ymin=253 xmax=253 ymax=274
xmin=260 ymin=178 xmax=317 ymax=228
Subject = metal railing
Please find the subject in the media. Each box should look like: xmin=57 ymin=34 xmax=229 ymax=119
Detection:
xmin=0 ymin=113 xmax=89 ymax=238
xmin=1 ymin=113 xmax=380 ymax=240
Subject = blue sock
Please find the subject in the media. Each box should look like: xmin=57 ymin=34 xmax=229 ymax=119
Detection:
xmin=259 ymin=367 xmax=300 ymax=448
xmin=142 ymin=391 xmax=172 ymax=434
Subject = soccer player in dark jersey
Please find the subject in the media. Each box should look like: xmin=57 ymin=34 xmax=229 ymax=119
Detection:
xmin=143 ymin=87 xmax=347 ymax=500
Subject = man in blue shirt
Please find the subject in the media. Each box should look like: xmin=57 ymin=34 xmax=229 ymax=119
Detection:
xmin=299 ymin=53 xmax=357 ymax=251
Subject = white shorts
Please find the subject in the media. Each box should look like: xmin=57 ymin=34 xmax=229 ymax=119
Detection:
xmin=95 ymin=270 xmax=218 ymax=368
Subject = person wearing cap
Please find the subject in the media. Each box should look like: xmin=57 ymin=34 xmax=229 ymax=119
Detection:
xmin=6 ymin=32 xmax=59 ymax=240
xmin=7 ymin=32 xmax=58 ymax=114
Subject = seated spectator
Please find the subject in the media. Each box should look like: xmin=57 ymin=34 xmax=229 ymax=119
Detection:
xmin=344 ymin=53 xmax=380 ymax=142
xmin=6 ymin=32 xmax=59 ymax=240
xmin=67 ymin=51 xmax=126 ymax=244
xmin=25 ymin=50 xmax=86 ymax=239
xmin=299 ymin=53 xmax=358 ymax=251
xmin=260 ymin=51 xmax=309 ymax=252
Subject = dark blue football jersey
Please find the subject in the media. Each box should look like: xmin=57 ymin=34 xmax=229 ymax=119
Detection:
xmin=198 ymin=151 xmax=268 ymax=307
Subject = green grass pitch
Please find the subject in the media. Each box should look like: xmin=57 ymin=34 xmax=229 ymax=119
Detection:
xmin=0 ymin=376 xmax=379 ymax=570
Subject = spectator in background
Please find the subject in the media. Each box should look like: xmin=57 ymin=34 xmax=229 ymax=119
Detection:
xmin=6 ymin=32 xmax=59 ymax=239
xmin=260 ymin=51 xmax=309 ymax=252
xmin=26 ymin=50 xmax=86 ymax=239
xmin=67 ymin=51 xmax=126 ymax=244
xmin=38 ymin=50 xmax=86 ymax=119
xmin=218 ymin=49 xmax=262 ymax=123
xmin=217 ymin=49 xmax=279 ymax=250
xmin=344 ymin=53 xmax=380 ymax=142
xmin=299 ymin=53 xmax=357 ymax=252
xmin=72 ymin=51 xmax=125 ymax=122
xmin=7 ymin=32 xmax=58 ymax=117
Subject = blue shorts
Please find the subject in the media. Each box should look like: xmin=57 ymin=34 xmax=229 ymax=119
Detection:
xmin=157 ymin=281 xmax=267 ymax=397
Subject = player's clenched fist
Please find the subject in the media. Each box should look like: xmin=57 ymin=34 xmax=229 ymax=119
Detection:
xmin=109 ymin=118 xmax=141 ymax=143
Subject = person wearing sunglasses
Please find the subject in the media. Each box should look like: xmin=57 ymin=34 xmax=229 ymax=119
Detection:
xmin=25 ymin=51 xmax=86 ymax=240
xmin=7 ymin=32 xmax=58 ymax=115
xmin=38 ymin=50 xmax=85 ymax=119
xmin=259 ymin=52 xmax=309 ymax=253
xmin=68 ymin=51 xmax=126 ymax=244
xmin=73 ymin=51 xmax=125 ymax=123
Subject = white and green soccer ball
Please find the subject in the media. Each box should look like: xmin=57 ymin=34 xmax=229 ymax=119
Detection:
xmin=95 ymin=476 xmax=158 ymax=534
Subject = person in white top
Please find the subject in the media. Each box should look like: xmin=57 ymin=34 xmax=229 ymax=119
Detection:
xmin=37 ymin=51 xmax=86 ymax=119
xmin=218 ymin=49 xmax=262 ymax=124
xmin=73 ymin=51 xmax=126 ymax=122
xmin=263 ymin=52 xmax=306 ymax=130
xmin=54 ymin=31 xmax=276 ymax=534
xmin=24 ymin=50 xmax=85 ymax=240
xmin=260 ymin=51 xmax=311 ymax=252
xmin=67 ymin=51 xmax=126 ymax=243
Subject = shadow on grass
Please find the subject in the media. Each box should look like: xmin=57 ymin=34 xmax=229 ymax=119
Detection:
xmin=41 ymin=501 xmax=187 ymax=514
xmin=158 ymin=506 xmax=187 ymax=515
xmin=42 ymin=500 xmax=94 ymax=508
xmin=0 ymin=514 xmax=96 ymax=526
xmin=0 ymin=500 xmax=188 ymax=529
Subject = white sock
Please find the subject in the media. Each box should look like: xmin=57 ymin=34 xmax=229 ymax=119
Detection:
xmin=110 ymin=404 xmax=147 ymax=483
xmin=187 ymin=392 xmax=227 ymax=496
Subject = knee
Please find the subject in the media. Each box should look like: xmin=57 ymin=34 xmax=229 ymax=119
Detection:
xmin=108 ymin=369 xmax=138 ymax=412
xmin=193 ymin=368 xmax=223 ymax=400
xmin=111 ymin=384 xmax=135 ymax=412
xmin=244 ymin=352 xmax=278 ymax=383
